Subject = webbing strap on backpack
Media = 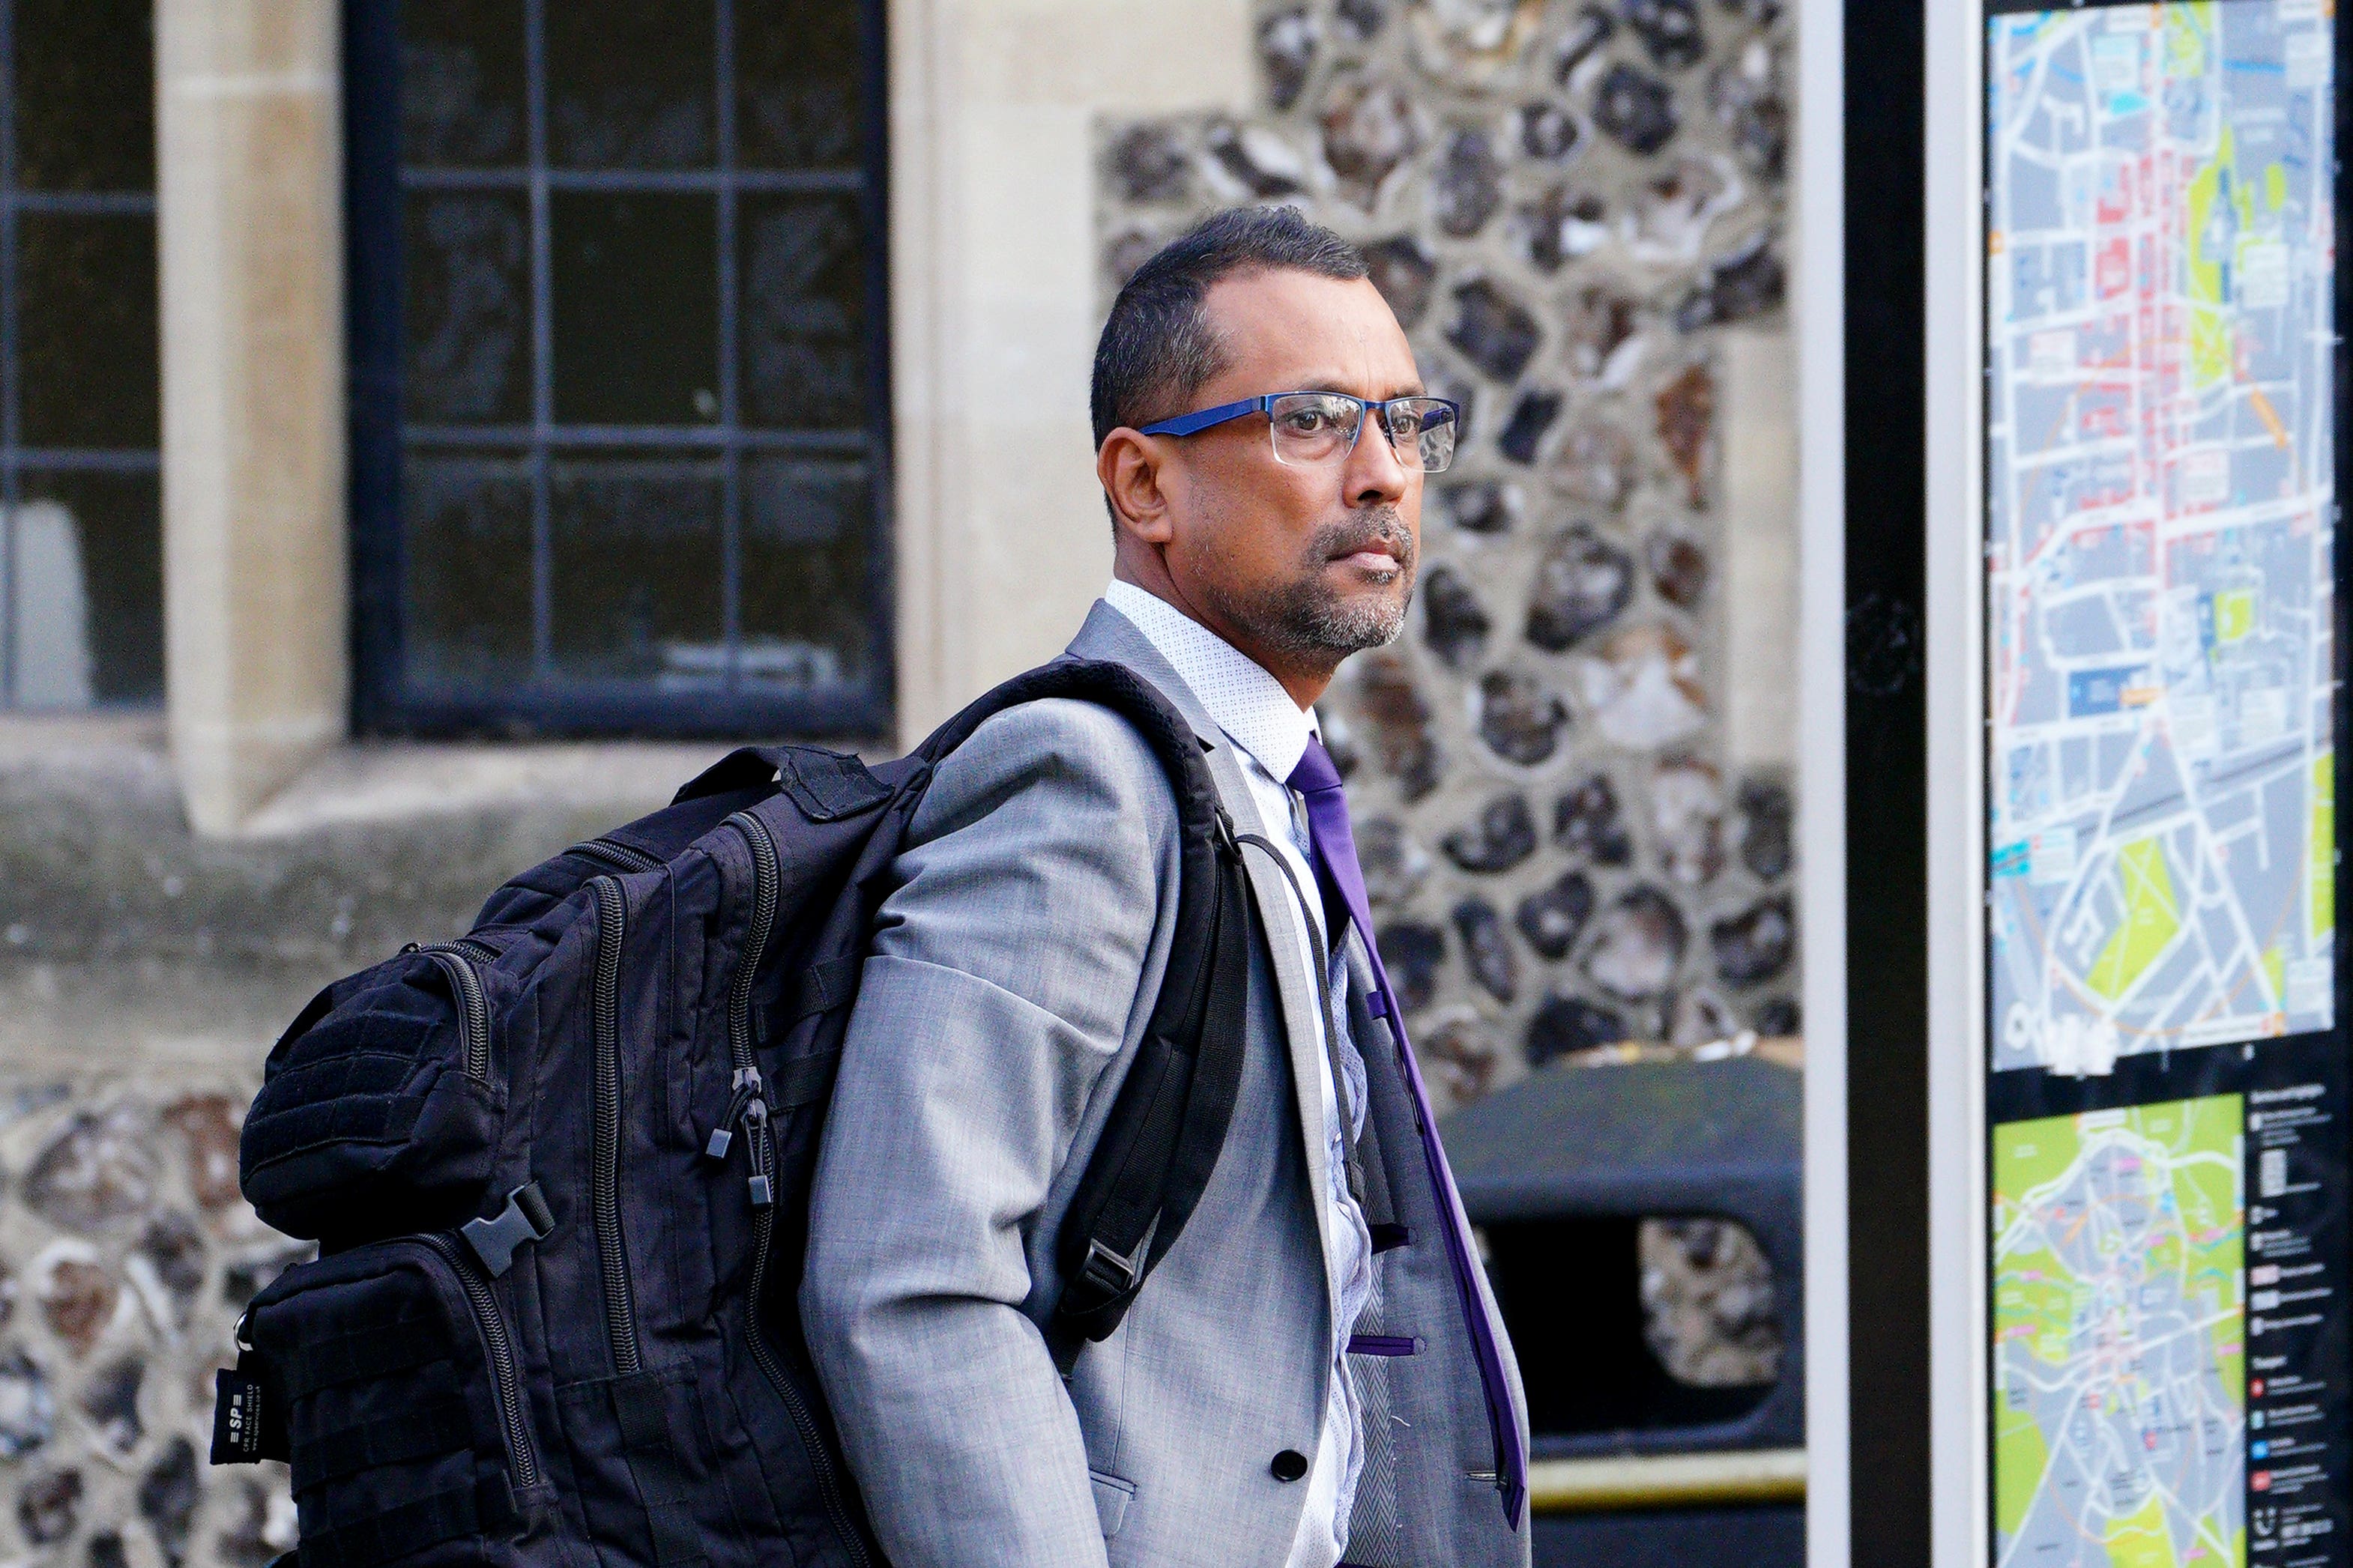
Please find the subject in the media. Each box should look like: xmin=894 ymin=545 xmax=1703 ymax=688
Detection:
xmin=610 ymin=1375 xmax=708 ymax=1567
xmin=913 ymin=659 xmax=1258 ymax=1374
xmin=1045 ymin=838 xmax=1253 ymax=1372
xmin=292 ymin=1474 xmax=518 ymax=1568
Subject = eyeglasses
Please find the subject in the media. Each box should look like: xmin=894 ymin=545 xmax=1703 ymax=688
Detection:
xmin=1138 ymin=391 xmax=1462 ymax=473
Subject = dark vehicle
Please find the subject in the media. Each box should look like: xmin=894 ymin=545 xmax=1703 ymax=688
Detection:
xmin=1444 ymin=1056 xmax=1804 ymax=1568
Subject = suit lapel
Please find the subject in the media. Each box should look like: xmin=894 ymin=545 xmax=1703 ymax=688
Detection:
xmin=1066 ymin=601 xmax=1344 ymax=1314
xmin=1220 ymin=760 xmax=1344 ymax=1331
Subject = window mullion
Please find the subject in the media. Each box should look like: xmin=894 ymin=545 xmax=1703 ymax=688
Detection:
xmin=526 ymin=0 xmax=554 ymax=682
xmin=716 ymin=0 xmax=740 ymax=692
xmin=0 ymin=0 xmax=19 ymax=708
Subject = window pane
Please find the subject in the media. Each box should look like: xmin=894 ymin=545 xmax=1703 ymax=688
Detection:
xmin=552 ymin=192 xmax=719 ymax=426
xmin=403 ymin=193 xmax=531 ymax=425
xmin=741 ymin=194 xmax=869 ymax=432
xmin=360 ymin=0 xmax=892 ymax=734
xmin=403 ymin=452 xmax=534 ymax=686
xmin=14 ymin=0 xmax=153 ymax=192
xmin=401 ymin=0 xmax=525 ymax=168
xmin=741 ymin=459 xmax=873 ymax=690
xmin=18 ymin=212 xmax=158 ymax=449
xmin=737 ymin=0 xmax=860 ymax=169
xmin=547 ymin=2 xmax=713 ymax=170
xmin=549 ymin=455 xmax=722 ymax=681
xmin=7 ymin=471 xmax=160 ymax=706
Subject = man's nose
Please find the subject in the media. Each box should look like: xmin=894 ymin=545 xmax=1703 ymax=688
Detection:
xmin=1344 ymin=413 xmax=1410 ymax=506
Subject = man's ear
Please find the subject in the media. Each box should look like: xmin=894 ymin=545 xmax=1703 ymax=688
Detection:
xmin=1097 ymin=429 xmax=1175 ymax=547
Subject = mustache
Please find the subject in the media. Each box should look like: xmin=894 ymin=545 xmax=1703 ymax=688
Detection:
xmin=1312 ymin=507 xmax=1415 ymax=566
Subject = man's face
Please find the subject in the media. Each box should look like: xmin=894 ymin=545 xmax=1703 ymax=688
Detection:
xmin=1147 ymin=269 xmax=1424 ymax=672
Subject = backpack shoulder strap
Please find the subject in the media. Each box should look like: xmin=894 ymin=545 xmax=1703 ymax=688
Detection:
xmin=918 ymin=658 xmax=1257 ymax=1372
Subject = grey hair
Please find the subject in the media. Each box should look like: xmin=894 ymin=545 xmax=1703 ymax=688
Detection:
xmin=1090 ymin=205 xmax=1368 ymax=450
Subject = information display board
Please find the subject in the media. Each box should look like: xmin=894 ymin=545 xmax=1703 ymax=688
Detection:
xmin=1983 ymin=2 xmax=2347 ymax=1563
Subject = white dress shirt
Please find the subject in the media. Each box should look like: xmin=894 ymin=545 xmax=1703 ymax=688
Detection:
xmin=1102 ymin=581 xmax=1373 ymax=1568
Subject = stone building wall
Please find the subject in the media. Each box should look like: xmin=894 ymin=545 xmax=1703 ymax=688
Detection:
xmin=0 ymin=1081 xmax=300 ymax=1568
xmin=0 ymin=7 xmax=1807 ymax=1560
xmin=0 ymin=738 xmax=698 ymax=1567
xmin=1097 ymin=0 xmax=1800 ymax=1114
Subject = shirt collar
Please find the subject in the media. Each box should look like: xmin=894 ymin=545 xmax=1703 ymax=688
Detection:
xmin=1102 ymin=580 xmax=1319 ymax=784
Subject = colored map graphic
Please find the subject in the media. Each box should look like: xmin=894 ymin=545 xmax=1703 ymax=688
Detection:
xmin=1987 ymin=1 xmax=2337 ymax=1073
xmin=1993 ymin=1095 xmax=2247 ymax=1567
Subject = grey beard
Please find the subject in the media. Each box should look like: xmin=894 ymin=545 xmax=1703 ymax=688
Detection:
xmin=1269 ymin=578 xmax=1411 ymax=656
xmin=1212 ymin=506 xmax=1418 ymax=660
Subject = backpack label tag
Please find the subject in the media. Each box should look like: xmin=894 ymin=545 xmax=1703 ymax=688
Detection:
xmin=210 ymin=1357 xmax=274 ymax=1465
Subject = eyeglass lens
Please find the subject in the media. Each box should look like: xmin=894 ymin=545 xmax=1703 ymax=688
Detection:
xmin=1266 ymin=393 xmax=1455 ymax=473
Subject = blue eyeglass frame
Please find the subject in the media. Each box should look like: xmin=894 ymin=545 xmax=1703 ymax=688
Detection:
xmin=1137 ymin=391 xmax=1462 ymax=446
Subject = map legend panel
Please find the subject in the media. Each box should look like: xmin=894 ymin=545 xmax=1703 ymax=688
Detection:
xmin=2244 ymin=1070 xmax=2351 ymax=1563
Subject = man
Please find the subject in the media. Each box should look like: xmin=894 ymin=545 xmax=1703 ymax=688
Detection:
xmin=802 ymin=207 xmax=1531 ymax=1568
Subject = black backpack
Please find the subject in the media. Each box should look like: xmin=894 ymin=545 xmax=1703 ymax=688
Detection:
xmin=211 ymin=660 xmax=1257 ymax=1568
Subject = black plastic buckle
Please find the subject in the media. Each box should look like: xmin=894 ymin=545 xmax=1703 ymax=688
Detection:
xmin=1078 ymin=1235 xmax=1145 ymax=1299
xmin=461 ymin=1181 xmax=556 ymax=1277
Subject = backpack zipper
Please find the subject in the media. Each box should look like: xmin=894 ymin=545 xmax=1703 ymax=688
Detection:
xmin=721 ymin=814 xmax=782 ymax=1126
xmin=724 ymin=811 xmax=872 ymax=1568
xmin=570 ymin=838 xmax=666 ymax=875
xmin=587 ymin=874 xmax=642 ymax=1375
xmin=409 ymin=943 xmax=493 ymax=1081
xmin=414 ymin=1233 xmax=540 ymax=1490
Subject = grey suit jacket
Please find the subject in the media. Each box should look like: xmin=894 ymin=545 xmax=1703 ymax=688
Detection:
xmin=802 ymin=602 xmax=1532 ymax=1567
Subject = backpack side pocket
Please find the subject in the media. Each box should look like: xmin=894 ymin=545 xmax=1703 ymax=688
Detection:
xmin=246 ymin=1237 xmax=541 ymax=1567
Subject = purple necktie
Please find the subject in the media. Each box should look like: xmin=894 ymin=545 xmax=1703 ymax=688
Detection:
xmin=1286 ymin=734 xmax=1527 ymax=1530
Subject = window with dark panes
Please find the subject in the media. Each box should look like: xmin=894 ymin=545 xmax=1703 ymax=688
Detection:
xmin=347 ymin=0 xmax=889 ymax=738
xmin=0 ymin=0 xmax=162 ymax=710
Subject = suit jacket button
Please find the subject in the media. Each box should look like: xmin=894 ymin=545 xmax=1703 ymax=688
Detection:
xmin=1270 ymin=1449 xmax=1309 ymax=1483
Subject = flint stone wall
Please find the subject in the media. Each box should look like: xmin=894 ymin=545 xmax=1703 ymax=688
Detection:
xmin=1096 ymin=0 xmax=1800 ymax=1114
xmin=0 ymin=1083 xmax=300 ymax=1568
xmin=0 ymin=733 xmax=690 ymax=1567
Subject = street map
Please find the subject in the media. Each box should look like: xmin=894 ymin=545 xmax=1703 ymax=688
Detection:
xmin=1994 ymin=1095 xmax=2247 ymax=1567
xmin=1987 ymin=1 xmax=2337 ymax=1074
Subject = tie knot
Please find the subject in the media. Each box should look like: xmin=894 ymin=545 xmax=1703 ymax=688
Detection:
xmin=1286 ymin=733 xmax=1345 ymax=796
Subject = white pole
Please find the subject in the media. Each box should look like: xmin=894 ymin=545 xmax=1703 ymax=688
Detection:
xmin=1797 ymin=0 xmax=1850 ymax=1560
xmin=1924 ymin=1 xmax=1990 ymax=1564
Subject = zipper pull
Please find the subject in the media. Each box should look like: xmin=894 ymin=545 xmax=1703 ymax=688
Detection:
xmin=704 ymin=1067 xmax=766 ymax=1160
xmin=743 ymin=1097 xmax=773 ymax=1207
